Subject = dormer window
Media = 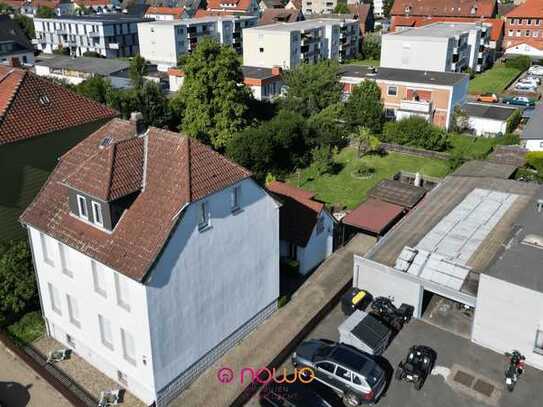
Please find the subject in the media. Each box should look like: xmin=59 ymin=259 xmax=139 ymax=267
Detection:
xmin=92 ymin=201 xmax=104 ymax=227
xmin=77 ymin=194 xmax=88 ymax=219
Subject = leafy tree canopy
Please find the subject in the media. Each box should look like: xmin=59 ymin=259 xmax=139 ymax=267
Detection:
xmin=129 ymin=55 xmax=148 ymax=89
xmin=361 ymin=33 xmax=381 ymax=61
xmin=307 ymin=103 xmax=347 ymax=147
xmin=381 ymin=117 xmax=449 ymax=151
xmin=334 ymin=3 xmax=350 ymax=13
xmin=35 ymin=6 xmax=56 ymax=18
xmin=344 ymin=79 xmax=384 ymax=134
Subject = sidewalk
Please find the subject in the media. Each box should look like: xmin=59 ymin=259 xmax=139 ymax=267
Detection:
xmin=0 ymin=342 xmax=71 ymax=407
xmin=172 ymin=234 xmax=376 ymax=407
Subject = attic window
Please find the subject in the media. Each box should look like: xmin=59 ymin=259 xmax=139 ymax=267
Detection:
xmin=77 ymin=195 xmax=88 ymax=220
xmin=39 ymin=95 xmax=50 ymax=106
xmin=99 ymin=135 xmax=112 ymax=149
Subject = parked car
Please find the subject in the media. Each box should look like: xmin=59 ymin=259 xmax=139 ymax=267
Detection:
xmin=529 ymin=65 xmax=543 ymax=76
xmin=518 ymin=77 xmax=540 ymax=87
xmin=292 ymin=339 xmax=387 ymax=406
xmin=259 ymin=375 xmax=344 ymax=406
xmin=502 ymin=96 xmax=537 ymax=107
xmin=475 ymin=93 xmax=498 ymax=103
xmin=514 ymin=82 xmax=537 ymax=92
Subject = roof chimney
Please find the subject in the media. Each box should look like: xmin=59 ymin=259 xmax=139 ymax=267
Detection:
xmin=130 ymin=112 xmax=147 ymax=137
xmin=9 ymin=57 xmax=21 ymax=68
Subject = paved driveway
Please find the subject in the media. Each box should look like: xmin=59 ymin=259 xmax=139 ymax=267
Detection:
xmin=0 ymin=343 xmax=70 ymax=407
xmin=248 ymin=304 xmax=542 ymax=407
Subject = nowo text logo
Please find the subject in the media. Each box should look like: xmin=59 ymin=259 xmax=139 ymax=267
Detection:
xmin=216 ymin=367 xmax=315 ymax=385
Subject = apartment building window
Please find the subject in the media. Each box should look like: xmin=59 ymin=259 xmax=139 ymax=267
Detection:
xmin=77 ymin=194 xmax=88 ymax=220
xmin=508 ymin=30 xmax=514 ymax=37
xmin=517 ymin=30 xmax=522 ymax=37
xmin=92 ymin=260 xmax=107 ymax=298
xmin=534 ymin=31 xmax=539 ymax=38
xmin=40 ymin=233 xmax=55 ymax=266
xmin=537 ymin=19 xmax=542 ymax=26
xmin=198 ymin=201 xmax=210 ymax=230
xmin=98 ymin=314 xmax=114 ymax=350
xmin=535 ymin=329 xmax=543 ymax=355
xmin=231 ymin=186 xmax=241 ymax=212
xmin=91 ymin=201 xmax=103 ymax=227
xmin=67 ymin=294 xmax=81 ymax=328
xmin=526 ymin=30 xmax=531 ymax=37
xmin=528 ymin=19 xmax=532 ymax=25
xmin=387 ymin=86 xmax=398 ymax=96
xmin=48 ymin=283 xmax=62 ymax=315
xmin=121 ymin=328 xmax=136 ymax=365
xmin=59 ymin=243 xmax=73 ymax=277
xmin=259 ymin=47 xmax=264 ymax=53
xmin=114 ymin=273 xmax=130 ymax=311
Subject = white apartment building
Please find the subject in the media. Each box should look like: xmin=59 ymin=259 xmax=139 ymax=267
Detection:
xmin=381 ymin=22 xmax=492 ymax=73
xmin=303 ymin=0 xmax=347 ymax=15
xmin=20 ymin=115 xmax=280 ymax=406
xmin=138 ymin=16 xmax=258 ymax=71
xmin=243 ymin=18 xmax=359 ymax=69
xmin=33 ymin=15 xmax=150 ymax=58
xmin=372 ymin=0 xmax=384 ymax=17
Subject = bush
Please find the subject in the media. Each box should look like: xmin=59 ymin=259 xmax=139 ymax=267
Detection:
xmin=352 ymin=162 xmax=375 ymax=177
xmin=52 ymin=46 xmax=70 ymax=56
xmin=506 ymin=109 xmax=522 ymax=134
xmin=310 ymin=146 xmax=334 ymax=176
xmin=526 ymin=151 xmax=543 ymax=176
xmin=381 ymin=117 xmax=449 ymax=151
xmin=496 ymin=132 xmax=520 ymax=146
xmin=82 ymin=51 xmax=102 ymax=58
xmin=7 ymin=311 xmax=44 ymax=344
xmin=361 ymin=33 xmax=381 ymax=61
xmin=448 ymin=152 xmax=466 ymax=171
xmin=505 ymin=55 xmax=531 ymax=72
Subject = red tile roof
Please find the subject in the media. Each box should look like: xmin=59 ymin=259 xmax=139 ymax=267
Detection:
xmin=505 ymin=0 xmax=543 ymax=18
xmin=194 ymin=8 xmax=233 ymax=17
xmin=20 ymin=119 xmax=252 ymax=281
xmin=259 ymin=8 xmax=301 ymax=25
xmin=390 ymin=16 xmax=504 ymax=41
xmin=207 ymin=0 xmax=254 ymax=12
xmin=0 ymin=65 xmax=117 ymax=146
xmin=506 ymin=38 xmax=543 ymax=51
xmin=267 ymin=181 xmax=324 ymax=247
xmin=1 ymin=0 xmax=24 ymax=8
xmin=73 ymin=0 xmax=110 ymax=6
xmin=342 ymin=198 xmax=406 ymax=235
xmin=145 ymin=6 xmax=185 ymax=18
xmin=348 ymin=3 xmax=371 ymax=22
xmin=391 ymin=0 xmax=497 ymax=18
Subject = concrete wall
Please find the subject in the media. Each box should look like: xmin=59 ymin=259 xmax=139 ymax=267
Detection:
xmin=137 ymin=23 xmax=179 ymax=68
xmin=28 ymin=226 xmax=156 ymax=404
xmin=524 ymin=139 xmax=543 ymax=151
xmin=473 ymin=274 xmax=543 ymax=370
xmin=145 ymin=178 xmax=279 ymax=392
xmin=243 ymin=29 xmax=296 ymax=68
xmin=297 ymin=211 xmax=335 ymax=274
xmin=381 ymin=35 xmax=450 ymax=72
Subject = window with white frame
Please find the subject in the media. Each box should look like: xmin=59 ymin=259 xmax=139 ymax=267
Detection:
xmin=387 ymin=86 xmax=398 ymax=96
xmin=198 ymin=201 xmax=210 ymax=230
xmin=48 ymin=283 xmax=62 ymax=315
xmin=121 ymin=328 xmax=136 ymax=365
xmin=535 ymin=329 xmax=543 ymax=355
xmin=231 ymin=186 xmax=241 ymax=212
xmin=40 ymin=233 xmax=55 ymax=266
xmin=59 ymin=243 xmax=73 ymax=277
xmin=91 ymin=201 xmax=103 ymax=227
xmin=98 ymin=314 xmax=114 ymax=350
xmin=77 ymin=194 xmax=88 ymax=219
xmin=92 ymin=260 xmax=107 ymax=298
xmin=115 ymin=273 xmax=130 ymax=311
xmin=67 ymin=294 xmax=81 ymax=328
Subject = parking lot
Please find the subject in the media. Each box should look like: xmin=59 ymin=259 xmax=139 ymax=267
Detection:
xmin=248 ymin=303 xmax=543 ymax=407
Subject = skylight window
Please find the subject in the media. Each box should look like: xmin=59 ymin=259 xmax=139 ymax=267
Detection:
xmin=39 ymin=95 xmax=50 ymax=106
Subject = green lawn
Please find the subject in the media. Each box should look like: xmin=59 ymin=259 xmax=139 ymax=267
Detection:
xmin=346 ymin=58 xmax=380 ymax=66
xmin=468 ymin=63 xmax=522 ymax=94
xmin=7 ymin=311 xmax=45 ymax=344
xmin=448 ymin=133 xmax=499 ymax=159
xmin=287 ymin=148 xmax=450 ymax=209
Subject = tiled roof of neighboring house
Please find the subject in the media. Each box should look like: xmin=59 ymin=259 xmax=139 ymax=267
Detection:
xmin=260 ymin=0 xmax=284 ymax=8
xmin=193 ymin=8 xmax=232 ymax=16
xmin=390 ymin=16 xmax=504 ymax=41
xmin=451 ymin=160 xmax=517 ymax=179
xmin=35 ymin=55 xmax=130 ymax=76
xmin=505 ymin=0 xmax=543 ymax=18
xmin=20 ymin=118 xmax=252 ymax=281
xmin=367 ymin=179 xmax=426 ymax=209
xmin=0 ymin=15 xmax=33 ymax=57
xmin=207 ymin=0 xmax=254 ymax=11
xmin=0 ymin=0 xmax=25 ymax=8
xmin=342 ymin=198 xmax=406 ymax=235
xmin=145 ymin=6 xmax=185 ymax=18
xmin=463 ymin=102 xmax=517 ymax=121
xmin=391 ymin=0 xmax=497 ymax=18
xmin=0 ymin=65 xmax=117 ymax=146
xmin=266 ymin=181 xmax=324 ymax=247
xmin=348 ymin=3 xmax=371 ymax=22
xmin=259 ymin=8 xmax=301 ymax=25
xmin=506 ymin=37 xmax=543 ymax=50
xmin=73 ymin=0 xmax=110 ymax=6
xmin=31 ymin=0 xmax=70 ymax=8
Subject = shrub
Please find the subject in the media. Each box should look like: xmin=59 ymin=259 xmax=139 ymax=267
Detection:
xmin=506 ymin=109 xmax=522 ymax=134
xmin=310 ymin=146 xmax=334 ymax=176
xmin=496 ymin=132 xmax=520 ymax=146
xmin=82 ymin=51 xmax=102 ymax=58
xmin=505 ymin=55 xmax=531 ymax=72
xmin=7 ymin=311 xmax=44 ymax=344
xmin=381 ymin=117 xmax=449 ymax=151
xmin=526 ymin=151 xmax=543 ymax=176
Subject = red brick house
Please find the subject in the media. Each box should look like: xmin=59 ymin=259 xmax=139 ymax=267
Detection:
xmin=390 ymin=0 xmax=497 ymax=19
xmin=504 ymin=0 xmax=543 ymax=58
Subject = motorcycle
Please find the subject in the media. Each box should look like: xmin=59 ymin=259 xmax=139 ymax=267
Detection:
xmin=504 ymin=350 xmax=525 ymax=392
xmin=370 ymin=297 xmax=414 ymax=332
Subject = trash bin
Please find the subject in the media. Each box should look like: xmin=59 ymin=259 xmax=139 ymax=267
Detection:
xmin=341 ymin=287 xmax=372 ymax=316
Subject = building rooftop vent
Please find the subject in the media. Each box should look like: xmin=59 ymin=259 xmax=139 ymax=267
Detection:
xmin=522 ymin=234 xmax=543 ymax=250
xmin=99 ymin=135 xmax=113 ymax=149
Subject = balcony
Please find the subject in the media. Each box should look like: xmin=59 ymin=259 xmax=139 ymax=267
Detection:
xmin=399 ymin=99 xmax=432 ymax=114
xmin=108 ymin=42 xmax=119 ymax=50
xmin=88 ymin=31 xmax=101 ymax=38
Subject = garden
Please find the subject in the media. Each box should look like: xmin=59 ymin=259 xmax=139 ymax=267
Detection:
xmin=468 ymin=57 xmax=529 ymax=95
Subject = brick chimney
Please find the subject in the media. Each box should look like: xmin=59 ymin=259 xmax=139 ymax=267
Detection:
xmin=130 ymin=112 xmax=147 ymax=137
xmin=10 ymin=57 xmax=21 ymax=68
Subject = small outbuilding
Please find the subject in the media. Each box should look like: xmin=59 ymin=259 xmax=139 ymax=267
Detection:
xmin=367 ymin=179 xmax=427 ymax=209
xmin=342 ymin=198 xmax=407 ymax=239
xmin=462 ymin=102 xmax=519 ymax=137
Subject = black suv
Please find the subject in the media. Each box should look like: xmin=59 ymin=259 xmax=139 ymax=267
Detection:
xmin=292 ymin=339 xmax=386 ymax=406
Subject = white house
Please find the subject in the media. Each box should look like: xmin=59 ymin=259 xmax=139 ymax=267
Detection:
xmin=505 ymin=42 xmax=543 ymax=59
xmin=462 ymin=102 xmax=519 ymax=137
xmin=267 ymin=181 xmax=335 ymax=275
xmin=20 ymin=114 xmax=280 ymax=406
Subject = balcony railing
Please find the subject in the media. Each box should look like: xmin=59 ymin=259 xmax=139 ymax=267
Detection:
xmin=399 ymin=99 xmax=432 ymax=113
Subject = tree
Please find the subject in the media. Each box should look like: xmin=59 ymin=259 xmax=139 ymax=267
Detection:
xmin=35 ymin=6 xmax=56 ymax=18
xmin=133 ymin=81 xmax=171 ymax=128
xmin=334 ymin=3 xmax=350 ymax=13
xmin=0 ymin=240 xmax=38 ymax=326
xmin=310 ymin=146 xmax=334 ymax=176
xmin=344 ymin=79 xmax=384 ymax=134
xmin=52 ymin=46 xmax=70 ymax=56
xmin=361 ymin=33 xmax=381 ymax=61
xmin=76 ymin=75 xmax=113 ymax=104
xmin=505 ymin=55 xmax=531 ymax=71
xmin=13 ymin=14 xmax=35 ymax=39
xmin=307 ymin=103 xmax=348 ymax=147
xmin=383 ymin=0 xmax=394 ymax=18
xmin=381 ymin=117 xmax=449 ymax=151
xmin=281 ymin=60 xmax=343 ymax=118
xmin=451 ymin=106 xmax=470 ymax=133
xmin=129 ymin=55 xmax=148 ymax=89
xmin=175 ymin=38 xmax=251 ymax=149
xmin=352 ymin=127 xmax=380 ymax=157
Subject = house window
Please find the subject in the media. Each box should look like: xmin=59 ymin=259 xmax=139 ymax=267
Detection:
xmin=114 ymin=273 xmax=130 ymax=311
xmin=231 ymin=186 xmax=241 ymax=212
xmin=384 ymin=108 xmax=396 ymax=119
xmin=98 ymin=314 xmax=114 ymax=350
xmin=117 ymin=371 xmax=128 ymax=386
xmin=121 ymin=328 xmax=136 ymax=365
xmin=387 ymin=86 xmax=398 ymax=96
xmin=198 ymin=201 xmax=210 ymax=230
xmin=508 ymin=30 xmax=513 ymax=37
xmin=77 ymin=195 xmax=88 ymax=219
xmin=526 ymin=30 xmax=530 ymax=37
xmin=91 ymin=201 xmax=103 ymax=227
xmin=316 ymin=216 xmax=324 ymax=234
xmin=259 ymin=47 xmax=264 ymax=53
xmin=92 ymin=260 xmax=107 ymax=298
xmin=40 ymin=233 xmax=55 ymax=266
xmin=48 ymin=283 xmax=62 ymax=315
xmin=59 ymin=243 xmax=73 ymax=277
xmin=535 ymin=329 xmax=543 ymax=354
xmin=67 ymin=294 xmax=81 ymax=328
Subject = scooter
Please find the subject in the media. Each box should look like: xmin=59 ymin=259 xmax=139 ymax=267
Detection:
xmin=504 ymin=350 xmax=525 ymax=392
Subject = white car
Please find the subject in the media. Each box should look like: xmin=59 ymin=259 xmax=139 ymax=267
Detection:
xmin=518 ymin=78 xmax=540 ymax=87
xmin=515 ymin=82 xmax=538 ymax=91
xmin=529 ymin=65 xmax=543 ymax=76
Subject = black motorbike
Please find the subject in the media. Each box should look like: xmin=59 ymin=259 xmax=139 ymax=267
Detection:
xmin=505 ymin=351 xmax=525 ymax=392
xmin=395 ymin=345 xmax=437 ymax=390
xmin=370 ymin=297 xmax=414 ymax=332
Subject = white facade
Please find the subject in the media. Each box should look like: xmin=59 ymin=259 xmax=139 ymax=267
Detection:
xmin=243 ymin=19 xmax=359 ymax=69
xmin=524 ymin=139 xmax=543 ymax=151
xmin=0 ymin=49 xmax=34 ymax=67
xmin=467 ymin=116 xmax=508 ymax=137
xmin=381 ymin=23 xmax=491 ymax=73
xmin=28 ymin=177 xmax=279 ymax=405
xmin=138 ymin=16 xmax=258 ymax=71
xmin=505 ymin=42 xmax=543 ymax=59
xmin=372 ymin=0 xmax=384 ymax=17
xmin=303 ymin=0 xmax=346 ymax=15
xmin=34 ymin=64 xmax=132 ymax=89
